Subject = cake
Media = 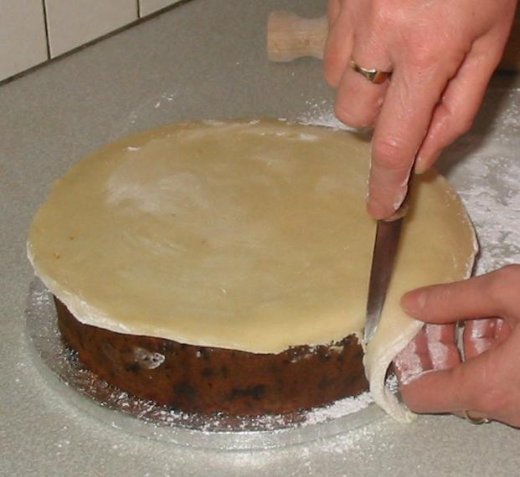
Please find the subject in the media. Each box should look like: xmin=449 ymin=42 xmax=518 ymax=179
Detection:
xmin=27 ymin=119 xmax=477 ymax=422
xmin=56 ymin=298 xmax=367 ymax=417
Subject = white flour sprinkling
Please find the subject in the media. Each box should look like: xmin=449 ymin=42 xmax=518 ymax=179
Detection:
xmin=297 ymin=100 xmax=345 ymax=130
xmin=393 ymin=340 xmax=423 ymax=386
xmin=425 ymin=324 xmax=452 ymax=370
xmin=445 ymin=89 xmax=520 ymax=274
xmin=318 ymin=418 xmax=386 ymax=454
xmin=302 ymin=392 xmax=373 ymax=426
xmin=468 ymin=319 xmax=496 ymax=355
xmin=109 ymin=91 xmax=178 ymax=139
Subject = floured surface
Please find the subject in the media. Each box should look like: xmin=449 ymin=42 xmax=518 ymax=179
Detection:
xmin=28 ymin=120 xmax=476 ymax=419
xmin=441 ymin=89 xmax=520 ymax=274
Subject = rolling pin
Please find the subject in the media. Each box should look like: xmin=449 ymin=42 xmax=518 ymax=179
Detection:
xmin=267 ymin=10 xmax=520 ymax=72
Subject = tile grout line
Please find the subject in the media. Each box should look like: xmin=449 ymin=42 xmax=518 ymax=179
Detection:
xmin=0 ymin=0 xmax=191 ymax=86
xmin=137 ymin=0 xmax=141 ymax=19
xmin=41 ymin=0 xmax=52 ymax=59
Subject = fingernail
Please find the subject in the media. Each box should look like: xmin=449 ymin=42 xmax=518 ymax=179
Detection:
xmin=415 ymin=154 xmax=435 ymax=175
xmin=392 ymin=184 xmax=408 ymax=211
xmin=414 ymin=155 xmax=425 ymax=174
xmin=401 ymin=291 xmax=426 ymax=317
xmin=414 ymin=163 xmax=428 ymax=175
xmin=367 ymin=198 xmax=391 ymax=220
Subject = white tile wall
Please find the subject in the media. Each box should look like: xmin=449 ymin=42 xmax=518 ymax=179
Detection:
xmin=0 ymin=0 xmax=48 ymax=80
xmin=45 ymin=0 xmax=138 ymax=57
xmin=0 ymin=0 xmax=182 ymax=82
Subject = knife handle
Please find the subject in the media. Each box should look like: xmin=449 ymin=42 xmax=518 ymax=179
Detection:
xmin=267 ymin=10 xmax=520 ymax=71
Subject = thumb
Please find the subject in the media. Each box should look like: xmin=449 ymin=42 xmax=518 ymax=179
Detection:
xmin=400 ymin=266 xmax=520 ymax=326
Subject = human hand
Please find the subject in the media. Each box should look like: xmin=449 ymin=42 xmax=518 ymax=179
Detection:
xmin=394 ymin=265 xmax=520 ymax=426
xmin=324 ymin=0 xmax=517 ymax=219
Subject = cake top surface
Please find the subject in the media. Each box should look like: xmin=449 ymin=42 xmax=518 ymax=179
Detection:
xmin=28 ymin=120 xmax=475 ymax=363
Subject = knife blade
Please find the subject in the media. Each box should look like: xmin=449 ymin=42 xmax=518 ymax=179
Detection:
xmin=364 ymin=216 xmax=404 ymax=342
xmin=364 ymin=180 xmax=413 ymax=343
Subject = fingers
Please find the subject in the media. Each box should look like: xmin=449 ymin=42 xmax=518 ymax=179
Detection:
xmin=424 ymin=324 xmax=461 ymax=370
xmin=324 ymin=1 xmax=515 ymax=220
xmin=397 ymin=318 xmax=512 ymax=415
xmin=401 ymin=265 xmax=520 ymax=325
xmin=463 ymin=318 xmax=501 ymax=360
xmin=327 ymin=0 xmax=341 ymax=25
xmin=367 ymin=64 xmax=453 ymax=218
xmin=394 ymin=324 xmax=460 ymax=385
xmin=334 ymin=68 xmax=389 ymax=129
xmin=400 ymin=330 xmax=520 ymax=419
xmin=399 ymin=351 xmax=489 ymax=414
xmin=333 ymin=43 xmax=391 ymax=128
xmin=324 ymin=4 xmax=457 ymax=219
xmin=394 ymin=327 xmax=430 ymax=385
xmin=396 ymin=319 xmax=510 ymax=391
xmin=415 ymin=37 xmax=504 ymax=173
xmin=398 ymin=267 xmax=520 ymax=422
xmin=326 ymin=1 xmax=392 ymax=128
xmin=324 ymin=6 xmax=354 ymax=88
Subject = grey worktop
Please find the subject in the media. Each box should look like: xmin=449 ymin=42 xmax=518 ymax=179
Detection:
xmin=1 ymin=0 xmax=520 ymax=475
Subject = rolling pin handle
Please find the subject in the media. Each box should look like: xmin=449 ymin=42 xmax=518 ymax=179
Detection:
xmin=267 ymin=11 xmax=328 ymax=62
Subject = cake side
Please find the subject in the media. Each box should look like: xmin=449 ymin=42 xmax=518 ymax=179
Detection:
xmin=55 ymin=298 xmax=368 ymax=417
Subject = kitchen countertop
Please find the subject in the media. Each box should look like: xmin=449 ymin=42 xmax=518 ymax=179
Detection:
xmin=1 ymin=0 xmax=520 ymax=475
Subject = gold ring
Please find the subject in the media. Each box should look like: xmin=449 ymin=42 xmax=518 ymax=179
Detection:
xmin=349 ymin=60 xmax=391 ymax=84
xmin=463 ymin=410 xmax=490 ymax=425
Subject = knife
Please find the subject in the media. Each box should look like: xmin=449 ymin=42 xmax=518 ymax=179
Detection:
xmin=364 ymin=191 xmax=411 ymax=343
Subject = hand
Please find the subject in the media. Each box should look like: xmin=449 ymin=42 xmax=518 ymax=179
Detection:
xmin=394 ymin=265 xmax=520 ymax=426
xmin=324 ymin=0 xmax=517 ymax=219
